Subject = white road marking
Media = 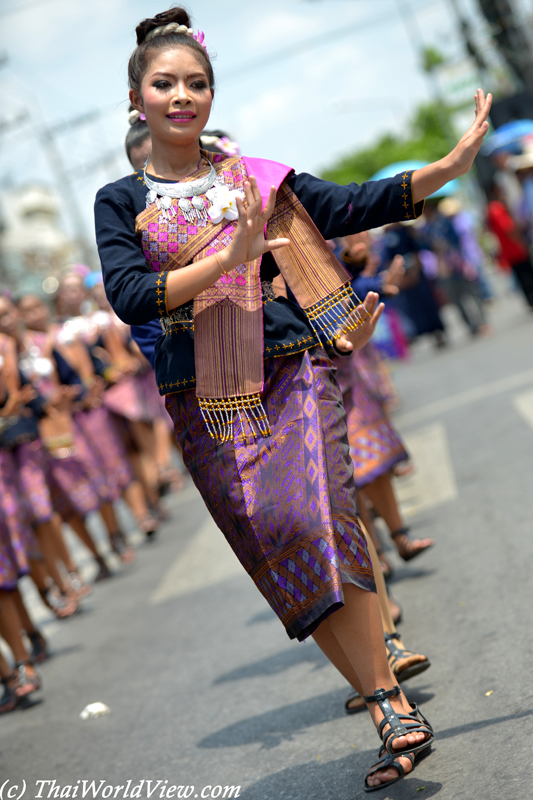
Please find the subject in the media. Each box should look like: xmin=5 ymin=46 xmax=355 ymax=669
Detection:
xmin=394 ymin=368 xmax=533 ymax=429
xmin=150 ymin=515 xmax=243 ymax=605
xmin=393 ymin=422 xmax=458 ymax=518
xmin=513 ymin=386 xmax=533 ymax=429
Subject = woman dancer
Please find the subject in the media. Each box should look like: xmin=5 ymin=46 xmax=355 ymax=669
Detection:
xmin=85 ymin=283 xmax=175 ymax=505
xmin=54 ymin=274 xmax=159 ymax=539
xmin=0 ymin=295 xmax=116 ymax=580
xmin=332 ymin=236 xmax=434 ymax=565
xmin=96 ymin=8 xmax=491 ymax=790
xmin=0 ymin=323 xmax=88 ymax=611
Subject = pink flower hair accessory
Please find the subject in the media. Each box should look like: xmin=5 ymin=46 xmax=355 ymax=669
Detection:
xmin=193 ymin=30 xmax=208 ymax=53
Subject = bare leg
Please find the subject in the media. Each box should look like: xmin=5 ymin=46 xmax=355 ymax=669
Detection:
xmin=49 ymin=513 xmax=78 ymax=575
xmin=33 ymin=521 xmax=70 ymax=594
xmin=153 ymin=419 xmax=185 ymax=492
xmin=362 ymin=526 xmax=396 ymax=634
xmin=12 ymin=589 xmax=37 ymax=635
xmin=337 ymin=526 xmax=426 ymax=712
xmin=66 ymin=515 xmax=100 ymax=558
xmin=99 ymin=501 xmax=119 ymax=534
xmin=97 ymin=502 xmax=135 ymax=564
xmin=0 ymin=649 xmax=13 ymax=679
xmin=28 ymin=559 xmax=78 ymax=619
xmin=316 ymin=586 xmax=428 ymax=787
xmin=27 ymin=558 xmax=52 ymax=593
xmin=363 ymin=473 xmax=434 ymax=557
xmin=0 ymin=591 xmax=40 ymax=698
xmin=129 ymin=421 xmax=160 ymax=502
xmin=357 ymin=490 xmax=394 ymax=580
xmin=122 ymin=480 xmax=158 ymax=537
xmin=312 ymin=615 xmax=366 ymax=696
xmin=0 ymin=591 xmax=33 ymax=665
xmin=153 ymin=418 xmax=173 ymax=470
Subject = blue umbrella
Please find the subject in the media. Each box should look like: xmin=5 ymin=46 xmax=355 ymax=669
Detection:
xmin=481 ymin=119 xmax=533 ymax=156
xmin=369 ymin=160 xmax=460 ymax=199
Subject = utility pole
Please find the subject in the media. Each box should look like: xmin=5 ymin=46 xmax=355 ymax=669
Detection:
xmin=0 ymin=107 xmax=114 ymax=268
xmin=477 ymin=0 xmax=533 ymax=91
xmin=395 ymin=0 xmax=456 ymax=145
xmin=39 ymin=126 xmax=95 ymax=267
xmin=446 ymin=0 xmax=490 ymax=79
xmin=37 ymin=110 xmax=104 ymax=268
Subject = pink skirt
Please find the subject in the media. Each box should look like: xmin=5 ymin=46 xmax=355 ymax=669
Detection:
xmin=73 ymin=408 xmax=133 ymax=502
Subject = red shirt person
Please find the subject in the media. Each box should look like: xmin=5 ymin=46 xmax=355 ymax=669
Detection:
xmin=487 ymin=183 xmax=533 ymax=307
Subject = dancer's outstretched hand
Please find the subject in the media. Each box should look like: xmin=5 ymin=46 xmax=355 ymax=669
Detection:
xmin=412 ymin=88 xmax=492 ymax=203
xmin=334 ymin=292 xmax=384 ymax=354
xmin=449 ymin=88 xmax=492 ymax=176
xmin=219 ymin=177 xmax=290 ymax=272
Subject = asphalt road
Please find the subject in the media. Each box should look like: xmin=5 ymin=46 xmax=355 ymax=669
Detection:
xmin=2 ymin=278 xmax=533 ymax=800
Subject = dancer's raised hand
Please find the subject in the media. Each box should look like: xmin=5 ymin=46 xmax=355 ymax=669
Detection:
xmin=219 ymin=177 xmax=290 ymax=272
xmin=412 ymin=88 xmax=492 ymax=203
xmin=334 ymin=292 xmax=385 ymax=354
xmin=449 ymin=88 xmax=492 ymax=175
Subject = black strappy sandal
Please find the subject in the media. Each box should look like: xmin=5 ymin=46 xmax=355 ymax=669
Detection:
xmin=365 ymin=749 xmax=414 ymax=792
xmin=364 ymin=738 xmax=433 ymax=793
xmin=363 ymin=686 xmax=434 ymax=757
xmin=344 ymin=689 xmax=366 ymax=715
xmin=390 ymin=527 xmax=434 ymax=562
xmin=385 ymin=631 xmax=431 ymax=682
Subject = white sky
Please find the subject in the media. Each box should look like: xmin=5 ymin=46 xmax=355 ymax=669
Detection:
xmin=0 ymin=0 xmax=530 ymax=259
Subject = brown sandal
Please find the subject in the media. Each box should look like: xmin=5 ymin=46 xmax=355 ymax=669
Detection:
xmin=385 ymin=632 xmax=431 ymax=682
xmin=68 ymin=571 xmax=93 ymax=599
xmin=13 ymin=661 xmax=41 ymax=698
xmin=39 ymin=586 xmax=79 ymax=619
xmin=110 ymin=532 xmax=136 ymax=564
xmin=390 ymin=527 xmax=434 ymax=562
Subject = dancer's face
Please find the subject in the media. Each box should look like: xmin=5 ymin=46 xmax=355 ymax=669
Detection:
xmin=92 ymin=284 xmax=110 ymax=311
xmin=57 ymin=275 xmax=86 ymax=316
xmin=0 ymin=298 xmax=20 ymax=338
xmin=129 ymin=137 xmax=152 ymax=171
xmin=130 ymin=46 xmax=213 ymax=153
xmin=18 ymin=294 xmax=49 ymax=332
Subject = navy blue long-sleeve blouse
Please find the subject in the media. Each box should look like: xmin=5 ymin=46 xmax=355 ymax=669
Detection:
xmin=95 ymin=167 xmax=422 ymax=394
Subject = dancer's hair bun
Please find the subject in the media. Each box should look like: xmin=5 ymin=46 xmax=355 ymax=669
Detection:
xmin=135 ymin=8 xmax=192 ymax=46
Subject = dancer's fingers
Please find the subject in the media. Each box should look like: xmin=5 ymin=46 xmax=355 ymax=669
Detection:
xmin=362 ymin=291 xmax=380 ymax=316
xmin=265 ymin=237 xmax=290 ymax=252
xmin=370 ymin=302 xmax=385 ymax=328
xmin=248 ymin=176 xmax=262 ymax=212
xmin=243 ymin=180 xmax=255 ymax=212
xmin=262 ymin=186 xmax=278 ymax=220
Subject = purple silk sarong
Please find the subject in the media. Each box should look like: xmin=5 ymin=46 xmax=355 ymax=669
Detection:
xmin=46 ymin=451 xmax=101 ymax=519
xmin=0 ymin=449 xmax=35 ymax=589
xmin=166 ymin=347 xmax=375 ymax=641
xmin=334 ymin=354 xmax=408 ymax=488
xmin=13 ymin=439 xmax=101 ymax=524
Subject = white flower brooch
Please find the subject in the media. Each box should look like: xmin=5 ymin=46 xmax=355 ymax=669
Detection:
xmin=206 ymin=185 xmax=245 ymax=224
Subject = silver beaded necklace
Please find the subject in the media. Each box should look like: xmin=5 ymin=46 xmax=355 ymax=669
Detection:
xmin=143 ymin=157 xmax=223 ymax=223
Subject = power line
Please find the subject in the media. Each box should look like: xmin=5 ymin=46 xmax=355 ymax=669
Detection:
xmin=0 ymin=0 xmax=61 ymax=19
xmin=220 ymin=0 xmax=440 ymax=80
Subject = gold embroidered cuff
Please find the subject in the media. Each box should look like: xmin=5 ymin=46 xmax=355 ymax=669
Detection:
xmin=155 ymin=271 xmax=170 ymax=318
xmin=401 ymin=170 xmax=425 ymax=221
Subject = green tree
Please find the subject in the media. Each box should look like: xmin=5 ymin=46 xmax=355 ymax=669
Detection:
xmin=421 ymin=45 xmax=446 ymax=74
xmin=320 ymin=100 xmax=453 ymax=185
